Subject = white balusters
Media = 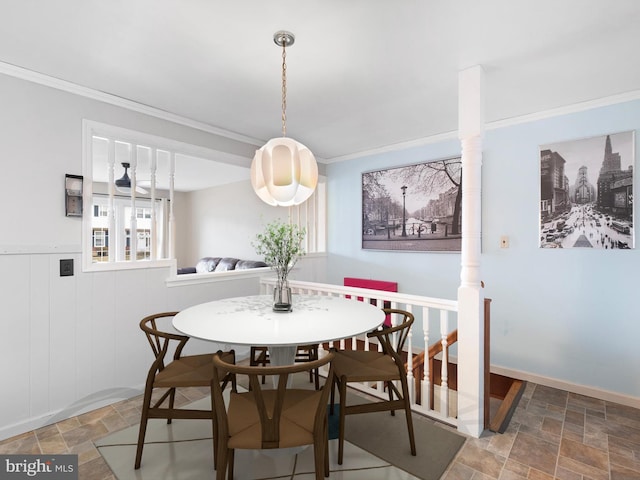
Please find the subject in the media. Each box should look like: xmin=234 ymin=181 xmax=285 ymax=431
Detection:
xmin=107 ymin=140 xmax=116 ymax=263
xmin=258 ymin=277 xmax=460 ymax=427
xmin=422 ymin=306 xmax=431 ymax=410
xmin=405 ymin=304 xmax=414 ymax=404
xmin=439 ymin=310 xmax=450 ymax=417
xmin=168 ymin=152 xmax=176 ymax=260
xmin=149 ymin=148 xmax=157 ymax=260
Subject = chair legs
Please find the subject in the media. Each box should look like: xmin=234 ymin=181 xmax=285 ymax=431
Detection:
xmin=312 ymin=422 xmax=329 ymax=480
xmin=400 ymin=376 xmax=417 ymax=456
xmin=337 ymin=376 xmax=348 ymax=465
xmin=214 ymin=442 xmax=228 ymax=480
xmin=134 ymin=377 xmax=155 ymax=469
xmin=333 ymin=374 xmax=417 ymax=465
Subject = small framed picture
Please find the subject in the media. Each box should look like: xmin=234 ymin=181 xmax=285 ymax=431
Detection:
xmin=65 ymin=174 xmax=83 ymax=217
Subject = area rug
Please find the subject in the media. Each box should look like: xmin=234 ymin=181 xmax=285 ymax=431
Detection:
xmin=331 ymin=401 xmax=466 ymax=480
xmin=97 ymin=392 xmax=465 ymax=480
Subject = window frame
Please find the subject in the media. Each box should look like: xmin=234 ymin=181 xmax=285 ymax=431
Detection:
xmin=81 ymin=120 xmax=246 ymax=273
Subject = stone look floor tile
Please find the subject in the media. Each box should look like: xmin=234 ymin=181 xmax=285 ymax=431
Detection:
xmin=541 ymin=416 xmax=563 ymax=437
xmin=441 ymin=460 xmax=476 ymax=480
xmin=554 ymin=465 xmax=582 ymax=480
xmin=502 ymin=459 xmax=528 ymax=477
xmin=557 ymin=455 xmax=609 ymax=480
xmin=508 ymin=432 xmax=559 ymax=476
xmin=0 ymin=433 xmax=40 ymax=454
xmin=610 ymin=462 xmax=640 ymax=480
xmin=456 ymin=442 xmax=506 ymax=478
xmin=527 ymin=468 xmax=554 ymax=480
xmin=36 ymin=432 xmax=68 ymax=454
xmin=564 ymin=409 xmax=585 ymax=427
xmin=609 ymin=434 xmax=640 ymax=459
xmin=531 ymin=385 xmax=568 ymax=408
xmin=559 ymin=437 xmax=609 ymax=471
xmin=3 ymin=381 xmax=640 ymax=480
xmin=498 ymin=468 xmax=527 ymax=480
xmin=610 ymin=451 xmax=640 ymax=474
xmin=77 ymin=455 xmax=116 ymax=480
xmin=487 ymin=430 xmax=516 ymax=457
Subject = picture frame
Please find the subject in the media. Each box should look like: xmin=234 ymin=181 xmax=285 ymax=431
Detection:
xmin=539 ymin=131 xmax=634 ymax=249
xmin=65 ymin=174 xmax=83 ymax=217
xmin=362 ymin=156 xmax=462 ymax=252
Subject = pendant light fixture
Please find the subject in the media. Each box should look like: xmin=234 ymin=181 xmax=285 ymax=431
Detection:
xmin=251 ymin=31 xmax=318 ymax=206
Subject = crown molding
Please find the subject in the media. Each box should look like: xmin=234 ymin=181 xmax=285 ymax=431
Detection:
xmin=0 ymin=61 xmax=263 ymax=147
xmin=3 ymin=60 xmax=640 ymax=164
xmin=486 ymin=89 xmax=640 ymax=131
xmin=324 ymin=130 xmax=460 ymax=164
xmin=326 ymin=89 xmax=640 ymax=163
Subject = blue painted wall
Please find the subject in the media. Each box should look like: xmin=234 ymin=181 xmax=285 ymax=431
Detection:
xmin=326 ymin=99 xmax=640 ymax=399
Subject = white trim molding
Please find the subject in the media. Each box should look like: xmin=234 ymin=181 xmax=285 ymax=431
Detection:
xmin=0 ymin=61 xmax=262 ymax=147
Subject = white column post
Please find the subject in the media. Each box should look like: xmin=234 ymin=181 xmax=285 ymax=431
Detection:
xmin=168 ymin=152 xmax=176 ymax=259
xmin=457 ymin=65 xmax=485 ymax=437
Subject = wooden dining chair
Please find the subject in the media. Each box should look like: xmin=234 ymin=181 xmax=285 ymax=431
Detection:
xmin=212 ymin=351 xmax=335 ymax=480
xmin=135 ymin=312 xmax=237 ymax=470
xmin=249 ymin=344 xmax=320 ymax=389
xmin=330 ymin=308 xmax=416 ymax=464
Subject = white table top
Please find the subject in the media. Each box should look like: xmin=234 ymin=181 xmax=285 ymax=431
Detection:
xmin=172 ymin=294 xmax=385 ymax=347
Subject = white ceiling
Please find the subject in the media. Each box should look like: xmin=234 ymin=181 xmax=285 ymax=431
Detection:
xmin=3 ymin=1 xmax=640 ymax=185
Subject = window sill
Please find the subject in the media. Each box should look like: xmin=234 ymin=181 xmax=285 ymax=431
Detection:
xmin=82 ymin=258 xmax=176 ymax=273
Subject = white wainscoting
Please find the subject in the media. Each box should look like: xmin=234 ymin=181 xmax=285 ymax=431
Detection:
xmin=0 ymin=251 xmax=283 ymax=441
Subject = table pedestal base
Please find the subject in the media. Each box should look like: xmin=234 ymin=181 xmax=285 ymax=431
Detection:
xmin=267 ymin=346 xmax=297 ymax=388
xmin=267 ymin=345 xmax=298 ymax=367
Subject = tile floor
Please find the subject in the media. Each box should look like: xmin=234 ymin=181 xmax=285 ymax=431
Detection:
xmin=1 ymin=380 xmax=639 ymax=480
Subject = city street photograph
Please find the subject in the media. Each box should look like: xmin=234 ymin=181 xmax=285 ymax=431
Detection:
xmin=362 ymin=157 xmax=462 ymax=252
xmin=540 ymin=131 xmax=634 ymax=249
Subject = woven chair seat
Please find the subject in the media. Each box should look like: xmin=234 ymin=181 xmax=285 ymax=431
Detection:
xmin=212 ymin=352 xmax=335 ymax=480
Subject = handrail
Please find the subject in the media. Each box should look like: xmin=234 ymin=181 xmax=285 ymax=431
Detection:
xmin=262 ymin=277 xmax=458 ymax=311
xmin=259 ymin=277 xmax=461 ymax=427
xmin=428 ymin=330 xmax=458 ymax=359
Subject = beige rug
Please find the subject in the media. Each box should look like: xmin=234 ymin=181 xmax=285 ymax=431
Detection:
xmin=334 ymin=402 xmax=466 ymax=480
xmin=96 ymin=375 xmax=465 ymax=480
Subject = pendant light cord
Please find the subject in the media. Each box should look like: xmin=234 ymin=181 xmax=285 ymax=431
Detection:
xmin=281 ymin=41 xmax=287 ymax=137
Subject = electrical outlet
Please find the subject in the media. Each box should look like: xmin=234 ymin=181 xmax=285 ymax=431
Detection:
xmin=500 ymin=236 xmax=509 ymax=248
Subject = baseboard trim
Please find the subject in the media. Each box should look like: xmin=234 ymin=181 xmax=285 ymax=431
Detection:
xmin=0 ymin=386 xmax=143 ymax=442
xmin=491 ymin=365 xmax=640 ymax=409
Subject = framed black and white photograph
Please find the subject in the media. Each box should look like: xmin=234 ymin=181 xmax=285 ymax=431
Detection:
xmin=362 ymin=157 xmax=462 ymax=252
xmin=540 ymin=131 xmax=634 ymax=249
xmin=65 ymin=174 xmax=83 ymax=217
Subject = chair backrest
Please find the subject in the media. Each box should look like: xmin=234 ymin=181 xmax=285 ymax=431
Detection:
xmin=367 ymin=308 xmax=414 ymax=366
xmin=139 ymin=312 xmax=188 ymax=371
xmin=212 ymin=352 xmax=335 ymax=449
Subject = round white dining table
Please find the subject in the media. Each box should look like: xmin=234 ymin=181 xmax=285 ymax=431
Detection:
xmin=172 ymin=294 xmax=386 ymax=366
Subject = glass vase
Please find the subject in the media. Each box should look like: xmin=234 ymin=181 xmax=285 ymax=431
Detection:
xmin=273 ymin=281 xmax=292 ymax=312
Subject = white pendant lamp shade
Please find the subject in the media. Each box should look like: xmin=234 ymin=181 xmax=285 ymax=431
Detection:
xmin=251 ymin=30 xmax=318 ymax=207
xmin=251 ymin=137 xmax=318 ymax=206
